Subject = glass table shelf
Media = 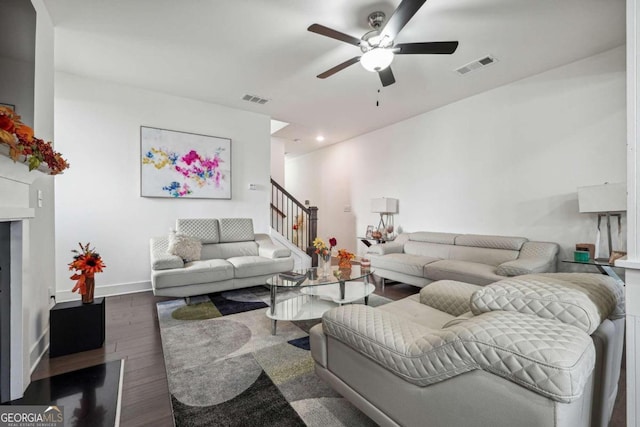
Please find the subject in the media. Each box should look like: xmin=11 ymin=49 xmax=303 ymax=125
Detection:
xmin=561 ymin=259 xmax=624 ymax=286
xmin=265 ymin=265 xmax=375 ymax=335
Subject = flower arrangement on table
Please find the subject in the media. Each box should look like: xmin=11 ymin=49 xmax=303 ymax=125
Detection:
xmin=337 ymin=249 xmax=355 ymax=269
xmin=313 ymin=237 xmax=336 ymax=278
xmin=313 ymin=236 xmax=336 ymax=259
xmin=0 ymin=106 xmax=69 ymax=174
xmin=69 ymin=243 xmax=106 ymax=304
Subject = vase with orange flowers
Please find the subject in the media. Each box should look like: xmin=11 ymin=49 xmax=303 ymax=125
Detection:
xmin=313 ymin=236 xmax=336 ymax=278
xmin=69 ymin=243 xmax=106 ymax=304
xmin=337 ymin=249 xmax=355 ymax=270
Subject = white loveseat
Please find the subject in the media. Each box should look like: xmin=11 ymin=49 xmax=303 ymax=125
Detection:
xmin=366 ymin=231 xmax=559 ymax=287
xmin=310 ymin=273 xmax=625 ymax=427
xmin=150 ymin=218 xmax=294 ymax=297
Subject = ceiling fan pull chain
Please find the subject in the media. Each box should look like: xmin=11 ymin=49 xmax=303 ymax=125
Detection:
xmin=376 ymin=89 xmax=380 ymax=107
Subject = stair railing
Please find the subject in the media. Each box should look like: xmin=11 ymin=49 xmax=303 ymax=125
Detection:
xmin=270 ymin=178 xmax=318 ymax=265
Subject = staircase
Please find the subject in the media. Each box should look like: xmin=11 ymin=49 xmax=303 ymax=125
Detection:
xmin=271 ymin=178 xmax=318 ymax=267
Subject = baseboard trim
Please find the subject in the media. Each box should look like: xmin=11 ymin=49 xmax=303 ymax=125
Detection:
xmin=29 ymin=327 xmax=49 ymax=376
xmin=56 ymin=280 xmax=152 ymax=302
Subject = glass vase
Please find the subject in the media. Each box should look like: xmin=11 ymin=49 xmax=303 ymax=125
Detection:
xmin=82 ymin=276 xmax=95 ymax=304
xmin=320 ymin=253 xmax=332 ymax=279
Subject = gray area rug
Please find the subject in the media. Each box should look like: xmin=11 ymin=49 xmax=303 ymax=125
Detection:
xmin=157 ymin=285 xmax=390 ymax=426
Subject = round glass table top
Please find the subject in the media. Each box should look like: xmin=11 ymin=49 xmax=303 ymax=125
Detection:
xmin=266 ymin=265 xmax=374 ymax=289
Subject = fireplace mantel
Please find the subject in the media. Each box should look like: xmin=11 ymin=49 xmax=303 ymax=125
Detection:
xmin=0 ymin=146 xmax=52 ymax=222
xmin=0 ymin=145 xmax=52 ymax=185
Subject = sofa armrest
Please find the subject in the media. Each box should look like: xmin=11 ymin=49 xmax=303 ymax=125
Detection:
xmin=322 ymin=305 xmax=595 ymax=403
xmin=496 ymin=258 xmax=553 ymax=276
xmin=310 ymin=323 xmax=328 ymax=368
xmin=150 ymin=237 xmax=184 ymax=270
xmin=366 ymin=242 xmax=404 ymax=256
xmin=496 ymin=241 xmax=559 ymax=276
xmin=419 ymin=280 xmax=483 ymax=317
xmin=255 ymin=233 xmax=291 ymax=258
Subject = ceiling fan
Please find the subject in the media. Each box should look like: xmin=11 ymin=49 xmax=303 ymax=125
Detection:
xmin=308 ymin=0 xmax=459 ymax=87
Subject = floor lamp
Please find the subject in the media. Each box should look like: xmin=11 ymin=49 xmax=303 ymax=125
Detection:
xmin=577 ymin=182 xmax=626 ymax=261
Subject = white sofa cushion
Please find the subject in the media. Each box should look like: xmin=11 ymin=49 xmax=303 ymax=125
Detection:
xmin=228 ymin=256 xmax=294 ymax=278
xmin=176 ymin=218 xmax=220 ymax=243
xmin=322 ymin=304 xmax=595 ymax=403
xmin=425 ymin=260 xmax=505 ymax=285
xmin=378 ymin=294 xmax=455 ymax=329
xmin=470 ymin=273 xmax=623 ymax=334
xmin=219 ymin=218 xmax=255 ymax=242
xmin=373 ymin=253 xmax=440 ymax=276
xmin=409 ymin=232 xmax=458 ymax=244
xmin=152 ymin=259 xmax=234 ymax=289
xmin=419 ymin=280 xmax=483 ymax=317
xmin=454 ymin=234 xmax=528 ymax=251
xmin=448 ymin=245 xmax=519 ymax=266
xmin=201 ymin=241 xmax=259 ymax=260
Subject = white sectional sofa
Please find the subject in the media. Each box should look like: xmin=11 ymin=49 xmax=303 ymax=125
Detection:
xmin=310 ymin=273 xmax=625 ymax=427
xmin=366 ymin=231 xmax=559 ymax=287
xmin=150 ymin=218 xmax=294 ymax=297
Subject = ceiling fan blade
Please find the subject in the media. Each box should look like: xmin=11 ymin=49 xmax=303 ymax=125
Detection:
xmin=380 ymin=0 xmax=427 ymax=41
xmin=378 ymin=67 xmax=396 ymax=87
xmin=317 ymin=56 xmax=361 ymax=79
xmin=395 ymin=41 xmax=459 ymax=55
xmin=308 ymin=24 xmax=361 ymax=46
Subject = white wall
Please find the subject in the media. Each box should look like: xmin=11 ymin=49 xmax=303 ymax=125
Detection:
xmin=286 ymin=47 xmax=626 ymax=261
xmin=28 ymin=0 xmax=56 ymax=374
xmin=270 ymin=136 xmax=286 ymax=185
xmin=54 ymin=73 xmax=271 ymax=298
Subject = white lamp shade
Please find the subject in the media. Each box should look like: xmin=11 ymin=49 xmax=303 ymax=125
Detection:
xmin=360 ymin=48 xmax=394 ymax=72
xmin=371 ymin=198 xmax=398 ymax=213
xmin=577 ymin=183 xmax=626 ymax=213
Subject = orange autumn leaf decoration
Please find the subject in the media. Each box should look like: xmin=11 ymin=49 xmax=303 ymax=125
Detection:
xmin=0 ymin=106 xmax=68 ymax=174
xmin=69 ymin=242 xmax=106 ymax=295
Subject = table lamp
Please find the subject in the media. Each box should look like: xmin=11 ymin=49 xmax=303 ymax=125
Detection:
xmin=577 ymin=182 xmax=626 ymax=260
xmin=371 ymin=197 xmax=398 ymax=236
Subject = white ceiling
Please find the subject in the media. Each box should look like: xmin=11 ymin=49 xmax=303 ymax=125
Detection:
xmin=44 ymin=0 xmax=625 ymax=157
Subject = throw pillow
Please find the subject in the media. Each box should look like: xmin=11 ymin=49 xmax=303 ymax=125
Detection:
xmin=168 ymin=230 xmax=202 ymax=262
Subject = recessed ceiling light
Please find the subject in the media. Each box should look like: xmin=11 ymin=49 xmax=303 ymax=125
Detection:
xmin=316 ymin=135 xmax=325 ymax=142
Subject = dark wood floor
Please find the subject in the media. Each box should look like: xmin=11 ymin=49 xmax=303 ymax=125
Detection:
xmin=31 ymin=282 xmax=626 ymax=427
xmin=33 ymin=292 xmax=175 ymax=427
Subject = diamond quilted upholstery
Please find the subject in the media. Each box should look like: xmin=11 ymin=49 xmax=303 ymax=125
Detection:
xmin=322 ymin=305 xmax=595 ymax=403
xmin=176 ymin=219 xmax=220 ymax=243
xmin=409 ymin=232 xmax=458 ymax=245
xmin=150 ymin=237 xmax=184 ymax=270
xmin=455 ymin=234 xmax=528 ymax=251
xmin=470 ymin=273 xmax=622 ymax=333
xmin=219 ymin=218 xmax=255 ymax=242
xmin=519 ymin=241 xmax=560 ymax=259
xmin=538 ymin=273 xmax=625 ymax=320
xmin=419 ymin=280 xmax=482 ymax=317
xmin=495 ymin=242 xmax=559 ymax=276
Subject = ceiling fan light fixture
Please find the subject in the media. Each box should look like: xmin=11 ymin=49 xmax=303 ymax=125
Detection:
xmin=360 ymin=48 xmax=394 ymax=72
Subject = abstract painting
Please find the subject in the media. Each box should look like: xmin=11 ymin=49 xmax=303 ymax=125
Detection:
xmin=141 ymin=126 xmax=231 ymax=199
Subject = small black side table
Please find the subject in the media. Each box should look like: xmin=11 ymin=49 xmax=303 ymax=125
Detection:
xmin=50 ymin=298 xmax=105 ymax=357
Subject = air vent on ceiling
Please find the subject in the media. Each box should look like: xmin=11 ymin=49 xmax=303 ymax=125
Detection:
xmin=454 ymin=55 xmax=498 ymax=76
xmin=242 ymin=94 xmax=269 ymax=105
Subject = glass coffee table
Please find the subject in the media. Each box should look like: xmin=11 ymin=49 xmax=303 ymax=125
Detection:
xmin=265 ymin=265 xmax=375 ymax=335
